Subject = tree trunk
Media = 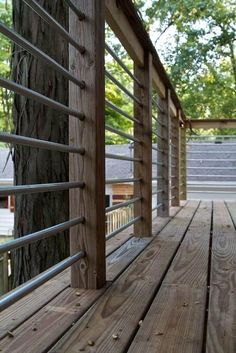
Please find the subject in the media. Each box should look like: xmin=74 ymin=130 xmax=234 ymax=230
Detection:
xmin=11 ymin=0 xmax=69 ymax=288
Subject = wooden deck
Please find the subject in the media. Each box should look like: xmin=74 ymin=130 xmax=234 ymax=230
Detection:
xmin=0 ymin=200 xmax=236 ymax=353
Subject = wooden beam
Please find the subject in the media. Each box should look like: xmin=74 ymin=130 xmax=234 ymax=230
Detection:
xmin=171 ymin=112 xmax=180 ymax=206
xmin=69 ymin=0 xmax=106 ymax=289
xmin=170 ymin=98 xmax=177 ymax=118
xmin=187 ymin=119 xmax=236 ymax=129
xmin=157 ymin=89 xmax=171 ymax=217
xmin=180 ymin=127 xmax=187 ymax=200
xmin=133 ymin=53 xmax=152 ymax=237
xmin=105 ymin=0 xmax=144 ymax=66
xmin=152 ymin=65 xmax=165 ymax=98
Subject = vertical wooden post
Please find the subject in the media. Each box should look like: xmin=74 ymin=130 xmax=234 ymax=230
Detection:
xmin=171 ymin=111 xmax=180 ymax=206
xmin=133 ymin=53 xmax=152 ymax=237
xmin=69 ymin=0 xmax=106 ymax=288
xmin=157 ymin=89 xmax=171 ymax=217
xmin=180 ymin=127 xmax=187 ymax=200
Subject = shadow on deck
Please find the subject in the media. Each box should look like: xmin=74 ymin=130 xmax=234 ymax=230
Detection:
xmin=0 ymin=200 xmax=235 ymax=353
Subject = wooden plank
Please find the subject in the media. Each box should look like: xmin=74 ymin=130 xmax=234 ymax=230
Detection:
xmin=0 ymin=203 xmax=190 ymax=353
xmin=157 ymin=89 xmax=171 ymax=217
xmin=107 ymin=204 xmax=183 ymax=281
xmin=163 ymin=201 xmax=212 ymax=286
xmin=187 ymin=119 xmax=236 ymax=129
xmin=128 ymin=285 xmax=206 ymax=353
xmin=0 ymin=205 xmax=182 ymax=343
xmin=133 ymin=53 xmax=153 ymax=237
xmin=206 ymin=201 xmax=236 ymax=353
xmin=128 ymin=201 xmax=212 ymax=353
xmin=105 ymin=0 xmax=144 ymax=66
xmin=69 ymin=0 xmax=106 ymax=288
xmin=171 ymin=114 xmax=180 ymax=207
xmin=152 ymin=65 xmax=165 ymax=98
xmin=0 ymin=287 xmax=108 ymax=353
xmin=169 ymin=98 xmax=177 ymax=118
xmin=0 ymin=270 xmax=70 ymax=340
xmin=47 ymin=201 xmax=198 ymax=353
xmin=180 ymin=127 xmax=187 ymax=200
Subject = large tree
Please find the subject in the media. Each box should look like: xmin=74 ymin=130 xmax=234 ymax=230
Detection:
xmin=12 ymin=0 xmax=69 ymax=287
xmin=135 ymin=0 xmax=236 ymax=120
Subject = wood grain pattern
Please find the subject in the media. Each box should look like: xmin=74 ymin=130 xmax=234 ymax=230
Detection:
xmin=0 ymin=287 xmax=108 ymax=353
xmin=206 ymin=201 xmax=236 ymax=353
xmin=157 ymin=90 xmax=171 ymax=217
xmin=128 ymin=285 xmax=206 ymax=353
xmin=69 ymin=0 xmax=106 ymax=288
xmin=47 ymin=202 xmax=198 ymax=353
xmin=0 ymin=270 xmax=70 ymax=340
xmin=170 ymin=112 xmax=180 ymax=207
xmin=180 ymin=127 xmax=187 ymax=200
xmin=105 ymin=0 xmax=144 ymax=66
xmin=163 ymin=201 xmax=212 ymax=286
xmin=134 ymin=53 xmax=153 ymax=237
xmin=128 ymin=201 xmax=211 ymax=353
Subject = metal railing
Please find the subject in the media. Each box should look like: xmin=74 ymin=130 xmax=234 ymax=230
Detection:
xmin=0 ymin=0 xmax=87 ymax=311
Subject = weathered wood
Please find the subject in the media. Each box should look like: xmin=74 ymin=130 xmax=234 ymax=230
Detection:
xmin=186 ymin=119 xmax=236 ymax=129
xmin=128 ymin=201 xmax=211 ymax=353
xmin=128 ymin=285 xmax=206 ymax=353
xmin=47 ymin=202 xmax=198 ymax=353
xmin=0 ymin=287 xmax=108 ymax=353
xmin=69 ymin=0 xmax=106 ymax=288
xmin=0 ymin=270 xmax=70 ymax=340
xmin=163 ymin=201 xmax=212 ymax=286
xmin=0 ymin=253 xmax=8 ymax=295
xmin=152 ymin=66 xmax=165 ymax=98
xmin=133 ymin=53 xmax=153 ymax=237
xmin=171 ymin=112 xmax=180 ymax=207
xmin=105 ymin=0 xmax=144 ymax=66
xmin=169 ymin=98 xmax=177 ymax=118
xmin=180 ymin=127 xmax=187 ymax=200
xmin=157 ymin=89 xmax=171 ymax=217
xmin=206 ymin=201 xmax=236 ymax=353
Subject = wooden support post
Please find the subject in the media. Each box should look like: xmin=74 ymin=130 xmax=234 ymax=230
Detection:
xmin=133 ymin=53 xmax=152 ymax=237
xmin=170 ymin=111 xmax=180 ymax=206
xmin=69 ymin=0 xmax=106 ymax=289
xmin=157 ymin=89 xmax=171 ymax=217
xmin=0 ymin=253 xmax=8 ymax=295
xmin=180 ymin=127 xmax=187 ymax=200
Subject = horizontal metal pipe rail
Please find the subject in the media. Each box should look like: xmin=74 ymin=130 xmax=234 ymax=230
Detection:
xmin=106 ymin=197 xmax=141 ymax=213
xmin=105 ymin=125 xmax=141 ymax=143
xmin=0 ymin=23 xmax=85 ymax=89
xmin=0 ymin=132 xmax=84 ymax=154
xmin=105 ymin=100 xmax=141 ymax=125
xmin=105 ymin=43 xmax=142 ymax=87
xmin=152 ymin=161 xmax=164 ymax=166
xmin=0 ymin=181 xmax=84 ymax=196
xmin=23 ymin=0 xmax=85 ymax=53
xmin=187 ymin=166 xmax=236 ymax=170
xmin=106 ymin=153 xmax=141 ymax=162
xmin=152 ymin=146 xmax=164 ymax=153
xmin=0 ymin=217 xmax=84 ymax=254
xmin=152 ymin=99 xmax=164 ymax=113
xmin=106 ymin=178 xmax=141 ymax=184
xmin=105 ymin=70 xmax=142 ymax=106
xmin=0 ymin=251 xmax=85 ymax=312
xmin=0 ymin=77 xmax=85 ymax=120
xmin=152 ymin=189 xmax=163 ymax=195
xmin=106 ymin=216 xmax=141 ymax=241
xmin=152 ymin=203 xmax=162 ymax=211
xmin=152 ymin=131 xmax=164 ymax=140
xmin=188 ymin=158 xmax=236 ymax=162
xmin=64 ymin=0 xmax=85 ymax=20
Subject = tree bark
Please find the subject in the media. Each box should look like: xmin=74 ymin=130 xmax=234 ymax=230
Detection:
xmin=11 ymin=0 xmax=69 ymax=288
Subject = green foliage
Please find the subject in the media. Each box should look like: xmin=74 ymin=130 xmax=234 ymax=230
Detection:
xmin=105 ymin=25 xmax=134 ymax=144
xmin=0 ymin=0 xmax=13 ymax=131
xmin=136 ymin=0 xmax=236 ymax=121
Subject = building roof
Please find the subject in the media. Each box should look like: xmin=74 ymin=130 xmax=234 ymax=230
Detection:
xmin=0 ymin=145 xmax=157 ymax=182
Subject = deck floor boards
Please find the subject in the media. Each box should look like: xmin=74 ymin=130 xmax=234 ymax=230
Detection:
xmin=0 ymin=200 xmax=235 ymax=353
